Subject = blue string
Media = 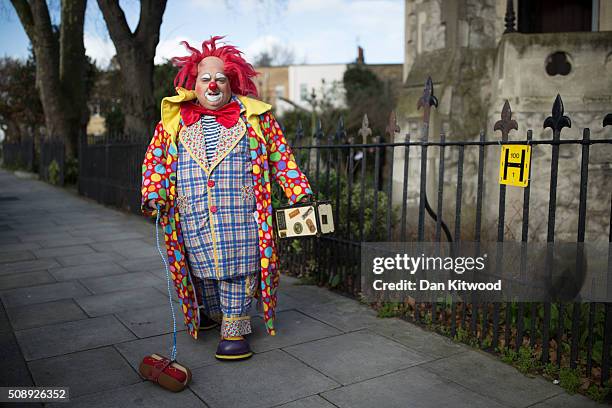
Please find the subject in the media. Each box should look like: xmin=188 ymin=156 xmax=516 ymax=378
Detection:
xmin=155 ymin=204 xmax=177 ymax=361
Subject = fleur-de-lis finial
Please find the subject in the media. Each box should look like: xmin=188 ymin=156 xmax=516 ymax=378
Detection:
xmin=504 ymin=0 xmax=516 ymax=33
xmin=604 ymin=113 xmax=612 ymax=127
xmin=295 ymin=120 xmax=304 ymax=144
xmin=493 ymin=100 xmax=518 ymax=141
xmin=315 ymin=118 xmax=323 ymax=137
xmin=335 ymin=116 xmax=347 ymax=143
xmin=385 ymin=111 xmax=400 ymax=139
xmin=417 ymin=76 xmax=439 ymax=125
xmin=543 ymin=94 xmax=571 ymax=136
xmin=358 ymin=114 xmax=372 ymax=144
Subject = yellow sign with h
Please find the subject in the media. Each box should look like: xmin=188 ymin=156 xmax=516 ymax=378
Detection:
xmin=499 ymin=145 xmax=531 ymax=187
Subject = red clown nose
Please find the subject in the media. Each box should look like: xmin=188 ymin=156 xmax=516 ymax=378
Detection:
xmin=208 ymin=81 xmax=218 ymax=92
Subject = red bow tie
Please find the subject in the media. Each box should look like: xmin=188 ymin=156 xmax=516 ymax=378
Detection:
xmin=180 ymin=100 xmax=240 ymax=128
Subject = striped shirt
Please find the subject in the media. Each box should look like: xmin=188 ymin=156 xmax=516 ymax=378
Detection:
xmin=201 ymin=115 xmax=221 ymax=163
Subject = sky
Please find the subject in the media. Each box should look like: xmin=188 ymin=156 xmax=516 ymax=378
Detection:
xmin=0 ymin=0 xmax=404 ymax=68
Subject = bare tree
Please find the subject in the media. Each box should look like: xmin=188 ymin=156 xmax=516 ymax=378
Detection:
xmin=97 ymin=0 xmax=167 ymax=136
xmin=10 ymin=0 xmax=88 ymax=157
xmin=254 ymin=43 xmax=295 ymax=67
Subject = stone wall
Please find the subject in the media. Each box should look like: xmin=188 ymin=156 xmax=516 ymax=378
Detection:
xmin=485 ymin=32 xmax=612 ymax=243
xmin=393 ymin=1 xmax=612 ymax=243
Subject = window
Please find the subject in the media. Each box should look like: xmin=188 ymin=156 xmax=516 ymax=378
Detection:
xmin=300 ymin=84 xmax=308 ymax=100
xmin=275 ymin=85 xmax=285 ymax=98
xmin=518 ymin=0 xmax=593 ymax=33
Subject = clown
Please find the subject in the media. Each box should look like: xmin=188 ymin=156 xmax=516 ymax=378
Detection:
xmin=141 ymin=36 xmax=313 ymax=360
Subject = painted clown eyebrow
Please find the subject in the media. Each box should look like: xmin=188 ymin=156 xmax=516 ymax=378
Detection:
xmin=215 ymin=73 xmax=227 ymax=80
xmin=200 ymin=73 xmax=212 ymax=80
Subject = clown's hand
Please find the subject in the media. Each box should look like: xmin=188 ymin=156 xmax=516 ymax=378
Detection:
xmin=299 ymin=194 xmax=315 ymax=203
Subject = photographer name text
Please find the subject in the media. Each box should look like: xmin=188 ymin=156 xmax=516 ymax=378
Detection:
xmin=372 ymin=279 xmax=502 ymax=291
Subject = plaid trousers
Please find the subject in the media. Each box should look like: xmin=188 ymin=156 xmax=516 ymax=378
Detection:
xmin=193 ymin=272 xmax=258 ymax=337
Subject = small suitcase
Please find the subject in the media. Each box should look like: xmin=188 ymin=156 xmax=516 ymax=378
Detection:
xmin=273 ymin=200 xmax=335 ymax=239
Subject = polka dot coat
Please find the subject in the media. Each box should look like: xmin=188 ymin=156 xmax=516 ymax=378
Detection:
xmin=141 ymin=93 xmax=313 ymax=339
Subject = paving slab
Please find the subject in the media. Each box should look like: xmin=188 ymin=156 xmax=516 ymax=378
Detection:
xmin=422 ymin=349 xmax=562 ymax=408
xmin=0 ymin=281 xmax=90 ymax=308
xmin=0 ymin=250 xmax=36 ymax=263
xmin=56 ymin=252 xmax=122 ymax=267
xmin=79 ymin=271 xmax=164 ymax=295
xmin=19 ymin=232 xmax=74 ymax=243
xmin=90 ymin=231 xmax=147 ymax=242
xmin=32 ymin=245 xmax=95 ymax=259
xmin=46 ymin=381 xmax=206 ymax=408
xmin=0 ymin=242 xmax=42 ymax=253
xmin=0 ymin=270 xmax=56 ymax=291
xmin=69 ymin=227 xmax=129 ymax=237
xmin=369 ymin=317 xmax=468 ymax=359
xmin=0 ymin=301 xmax=12 ymax=334
xmin=153 ymin=281 xmax=182 ymax=303
xmin=14 ymin=223 xmax=64 ymax=233
xmin=249 ymin=292 xmax=308 ymax=315
xmin=0 ymin=235 xmax=20 ymax=244
xmin=75 ymin=287 xmax=168 ymax=317
xmin=249 ymin=310 xmax=341 ymax=353
xmin=117 ymin=256 xmax=165 ymax=273
xmin=89 ymin=241 xmax=157 ymax=259
xmin=115 ymin=304 xmax=187 ymax=338
xmin=189 ymin=349 xmax=339 ymax=408
xmin=14 ymin=315 xmax=136 ymax=361
xmin=115 ymin=329 xmax=219 ymax=371
xmin=1 ymin=327 xmax=35 ymax=388
xmin=276 ymin=395 xmax=337 ymax=408
xmin=322 ymin=365 xmax=506 ymax=408
xmin=298 ymin=297 xmax=381 ymax=332
xmin=6 ymin=299 xmax=88 ymax=331
xmin=0 ymin=258 xmax=60 ymax=275
xmin=39 ymin=236 xmax=95 ymax=248
xmin=284 ymin=330 xmax=430 ymax=385
xmin=49 ymin=261 xmax=127 ymax=281
xmin=28 ymin=346 xmax=141 ymax=398
xmin=67 ymin=222 xmax=126 ymax=232
xmin=282 ymin=284 xmax=347 ymax=305
xmin=529 ymin=393 xmax=607 ymax=407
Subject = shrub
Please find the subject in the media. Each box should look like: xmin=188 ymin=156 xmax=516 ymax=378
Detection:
xmin=559 ymin=368 xmax=581 ymax=394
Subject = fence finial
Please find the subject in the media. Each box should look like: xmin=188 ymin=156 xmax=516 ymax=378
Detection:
xmin=296 ymin=120 xmax=304 ymax=145
xmin=358 ymin=114 xmax=372 ymax=144
xmin=494 ymin=100 xmax=518 ymax=141
xmin=543 ymin=94 xmax=571 ymax=135
xmin=504 ymin=0 xmax=516 ymax=33
xmin=385 ymin=111 xmax=400 ymax=141
xmin=335 ymin=116 xmax=347 ymax=143
xmin=604 ymin=113 xmax=612 ymax=127
xmin=314 ymin=118 xmax=323 ymax=144
xmin=417 ymin=76 xmax=438 ymax=125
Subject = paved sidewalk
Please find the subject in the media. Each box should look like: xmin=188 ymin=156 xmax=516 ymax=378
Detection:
xmin=0 ymin=168 xmax=604 ymax=408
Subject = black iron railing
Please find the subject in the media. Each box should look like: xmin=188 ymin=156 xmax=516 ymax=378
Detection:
xmin=39 ymin=140 xmax=65 ymax=185
xmin=280 ymin=78 xmax=612 ymax=387
xmin=78 ymin=133 xmax=148 ymax=213
xmin=1 ymin=138 xmax=34 ymax=171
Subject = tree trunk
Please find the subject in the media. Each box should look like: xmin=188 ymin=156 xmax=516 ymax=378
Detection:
xmin=97 ymin=0 xmax=167 ymax=137
xmin=59 ymin=0 xmax=88 ymax=156
xmin=11 ymin=0 xmax=88 ymax=158
xmin=117 ymin=46 xmax=157 ymax=137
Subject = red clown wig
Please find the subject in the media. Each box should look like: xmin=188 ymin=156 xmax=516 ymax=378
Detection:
xmin=172 ymin=36 xmax=258 ymax=97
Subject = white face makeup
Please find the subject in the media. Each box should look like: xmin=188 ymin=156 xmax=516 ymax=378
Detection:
xmin=194 ymin=57 xmax=231 ymax=110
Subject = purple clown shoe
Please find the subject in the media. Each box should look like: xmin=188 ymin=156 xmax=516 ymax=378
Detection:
xmin=215 ymin=337 xmax=253 ymax=361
